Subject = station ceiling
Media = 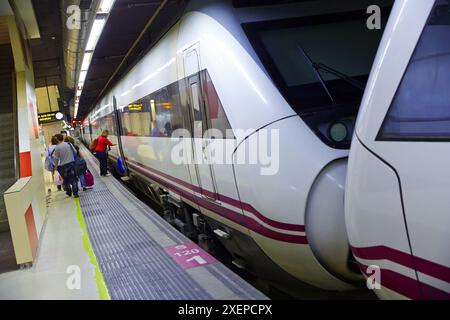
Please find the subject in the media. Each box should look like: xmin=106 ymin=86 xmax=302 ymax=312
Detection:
xmin=30 ymin=0 xmax=311 ymax=120
xmin=30 ymin=0 xmax=187 ymax=120
xmin=77 ymin=0 xmax=187 ymax=120
xmin=30 ymin=0 xmax=69 ymax=113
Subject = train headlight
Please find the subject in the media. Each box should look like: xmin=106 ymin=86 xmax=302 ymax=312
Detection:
xmin=305 ymin=159 xmax=364 ymax=285
xmin=328 ymin=122 xmax=348 ymax=143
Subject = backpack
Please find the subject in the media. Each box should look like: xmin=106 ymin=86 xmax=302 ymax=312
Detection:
xmin=45 ymin=148 xmax=55 ymax=172
xmin=68 ymin=142 xmax=88 ymax=176
xmin=89 ymin=138 xmax=98 ymax=152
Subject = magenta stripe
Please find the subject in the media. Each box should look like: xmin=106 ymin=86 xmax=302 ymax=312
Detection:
xmin=123 ymin=157 xmax=305 ymax=233
xmin=357 ymin=261 xmax=422 ymax=299
xmin=126 ymin=161 xmax=307 ymax=244
xmin=352 ymin=246 xmax=450 ymax=284
xmin=357 ymin=262 xmax=449 ymax=300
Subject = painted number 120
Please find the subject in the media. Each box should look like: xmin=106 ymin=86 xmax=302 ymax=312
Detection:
xmin=174 ymin=249 xmax=200 ymax=257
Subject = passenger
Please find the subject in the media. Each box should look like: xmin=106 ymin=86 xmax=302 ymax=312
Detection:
xmin=53 ymin=134 xmax=79 ymax=198
xmin=65 ymin=136 xmax=88 ymax=191
xmin=64 ymin=135 xmax=75 ymax=145
xmin=164 ymin=122 xmax=173 ymax=137
xmin=46 ymin=136 xmax=60 ymax=189
xmin=151 ymin=121 xmax=160 ymax=137
xmin=60 ymin=130 xmax=68 ymax=139
xmin=95 ymin=130 xmax=115 ymax=176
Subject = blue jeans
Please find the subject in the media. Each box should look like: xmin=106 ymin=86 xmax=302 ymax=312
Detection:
xmin=58 ymin=162 xmax=79 ymax=197
xmin=79 ymin=173 xmax=86 ymax=188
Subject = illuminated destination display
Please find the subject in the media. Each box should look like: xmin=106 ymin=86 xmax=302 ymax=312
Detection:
xmin=128 ymin=103 xmax=143 ymax=111
xmin=38 ymin=111 xmax=64 ymax=124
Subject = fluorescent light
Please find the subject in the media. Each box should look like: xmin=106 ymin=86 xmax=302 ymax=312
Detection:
xmin=79 ymin=70 xmax=87 ymax=83
xmin=98 ymin=0 xmax=115 ymax=14
xmin=86 ymin=18 xmax=106 ymax=51
xmin=73 ymin=1 xmax=115 ymax=120
xmin=81 ymin=52 xmax=93 ymax=71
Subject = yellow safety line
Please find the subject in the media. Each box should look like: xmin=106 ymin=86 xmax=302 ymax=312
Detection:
xmin=74 ymin=198 xmax=111 ymax=300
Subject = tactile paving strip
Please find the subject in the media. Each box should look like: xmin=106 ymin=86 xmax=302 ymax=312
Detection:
xmin=78 ymin=149 xmax=267 ymax=300
xmin=78 ymin=162 xmax=212 ymax=299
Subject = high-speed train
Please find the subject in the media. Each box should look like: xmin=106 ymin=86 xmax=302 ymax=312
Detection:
xmin=79 ymin=0 xmax=449 ymax=299
xmin=346 ymin=0 xmax=450 ymax=299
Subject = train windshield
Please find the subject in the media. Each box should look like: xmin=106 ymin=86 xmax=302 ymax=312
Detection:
xmin=243 ymin=11 xmax=389 ymax=114
xmin=243 ymin=8 xmax=392 ymax=148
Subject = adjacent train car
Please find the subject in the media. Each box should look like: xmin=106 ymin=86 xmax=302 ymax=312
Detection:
xmin=80 ymin=0 xmax=394 ymax=296
xmin=346 ymin=0 xmax=450 ymax=299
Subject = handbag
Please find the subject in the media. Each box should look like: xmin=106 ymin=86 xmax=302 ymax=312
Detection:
xmin=89 ymin=138 xmax=98 ymax=152
xmin=117 ymin=157 xmax=126 ymax=175
xmin=84 ymin=170 xmax=94 ymax=187
xmin=54 ymin=170 xmax=63 ymax=186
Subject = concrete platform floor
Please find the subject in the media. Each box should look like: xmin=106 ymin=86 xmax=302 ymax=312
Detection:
xmin=0 ymin=188 xmax=100 ymax=300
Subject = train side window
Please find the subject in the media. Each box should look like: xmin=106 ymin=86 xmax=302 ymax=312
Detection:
xmin=120 ymin=96 xmax=151 ymax=137
xmin=152 ymin=83 xmax=185 ymax=137
xmin=201 ymin=70 xmax=233 ymax=138
xmin=106 ymin=112 xmax=116 ymax=136
xmin=378 ymin=0 xmax=450 ymax=141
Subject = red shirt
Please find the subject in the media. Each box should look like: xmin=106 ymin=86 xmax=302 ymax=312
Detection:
xmin=95 ymin=135 xmax=113 ymax=152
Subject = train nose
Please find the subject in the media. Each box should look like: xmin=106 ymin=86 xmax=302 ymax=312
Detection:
xmin=305 ymin=159 xmax=364 ymax=285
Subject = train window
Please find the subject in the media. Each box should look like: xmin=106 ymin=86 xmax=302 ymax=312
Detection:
xmin=378 ymin=0 xmax=450 ymax=141
xmin=120 ymin=97 xmax=151 ymax=137
xmin=106 ymin=113 xmax=116 ymax=136
xmin=243 ymin=10 xmax=389 ymax=114
xmin=120 ymin=80 xmax=186 ymax=137
xmin=152 ymin=83 xmax=185 ymax=137
xmin=201 ymin=70 xmax=233 ymax=138
xmin=243 ymin=8 xmax=391 ymax=149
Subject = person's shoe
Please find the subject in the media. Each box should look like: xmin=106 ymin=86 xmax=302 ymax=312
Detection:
xmin=73 ymin=195 xmax=79 ymax=199
xmin=83 ymin=187 xmax=87 ymax=191
xmin=57 ymin=185 xmax=62 ymax=191
xmin=66 ymin=192 xmax=72 ymax=197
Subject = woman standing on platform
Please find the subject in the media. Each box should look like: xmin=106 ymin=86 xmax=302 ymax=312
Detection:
xmin=95 ymin=130 xmax=115 ymax=176
xmin=47 ymin=135 xmax=63 ymax=191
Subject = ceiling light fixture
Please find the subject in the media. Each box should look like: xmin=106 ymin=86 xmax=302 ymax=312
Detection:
xmin=74 ymin=0 xmax=116 ymax=119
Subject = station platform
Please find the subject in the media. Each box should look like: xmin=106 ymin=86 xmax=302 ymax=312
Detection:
xmin=0 ymin=143 xmax=267 ymax=300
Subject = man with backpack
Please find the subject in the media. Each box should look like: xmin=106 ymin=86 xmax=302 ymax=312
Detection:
xmin=65 ymin=136 xmax=89 ymax=191
xmin=53 ymin=134 xmax=79 ymax=198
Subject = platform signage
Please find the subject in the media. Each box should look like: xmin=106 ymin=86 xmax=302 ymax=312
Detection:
xmin=38 ymin=111 xmax=64 ymax=124
xmin=164 ymin=242 xmax=217 ymax=270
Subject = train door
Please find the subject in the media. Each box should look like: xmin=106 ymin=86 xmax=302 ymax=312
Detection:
xmin=183 ymin=43 xmax=218 ymax=200
xmin=346 ymin=0 xmax=450 ymax=299
xmin=113 ymin=96 xmax=128 ymax=174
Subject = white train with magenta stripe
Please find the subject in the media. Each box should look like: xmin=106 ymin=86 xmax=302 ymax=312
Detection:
xmin=80 ymin=0 xmax=450 ymax=299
